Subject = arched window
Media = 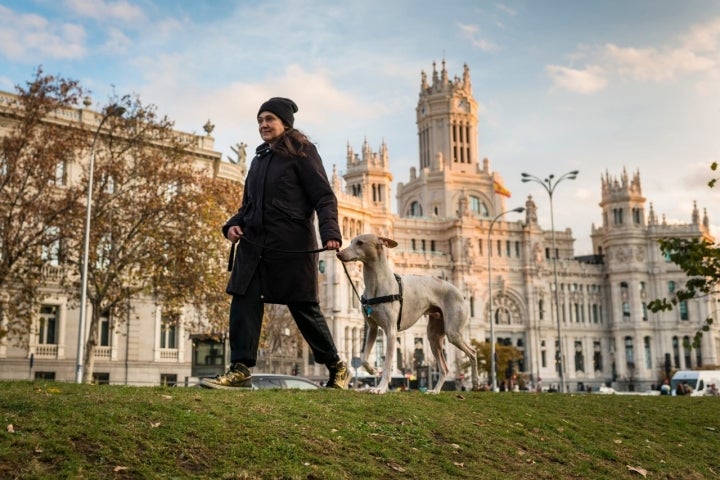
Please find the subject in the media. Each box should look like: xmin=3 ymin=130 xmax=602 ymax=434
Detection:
xmin=643 ymin=336 xmax=652 ymax=369
xmin=679 ymin=300 xmax=689 ymax=320
xmin=408 ymin=201 xmax=423 ymax=217
xmin=469 ymin=195 xmax=489 ymax=217
xmin=575 ymin=341 xmax=584 ymax=373
xmin=624 ymin=336 xmax=634 ymax=368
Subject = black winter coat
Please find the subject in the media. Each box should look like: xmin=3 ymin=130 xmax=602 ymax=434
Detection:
xmin=223 ymin=141 xmax=341 ymax=303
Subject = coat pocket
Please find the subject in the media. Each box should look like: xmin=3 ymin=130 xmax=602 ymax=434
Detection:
xmin=271 ymin=197 xmax=308 ymax=220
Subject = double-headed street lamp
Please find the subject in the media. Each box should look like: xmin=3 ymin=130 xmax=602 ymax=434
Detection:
xmin=521 ymin=170 xmax=579 ymax=393
xmin=75 ymin=104 xmax=125 ymax=384
xmin=488 ymin=206 xmax=524 ymax=391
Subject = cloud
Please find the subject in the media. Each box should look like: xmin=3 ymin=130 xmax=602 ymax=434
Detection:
xmin=495 ymin=3 xmax=517 ymax=17
xmin=100 ymin=27 xmax=133 ymax=54
xmin=604 ymin=43 xmax=714 ymax=81
xmin=547 ymin=17 xmax=720 ymax=93
xmin=680 ymin=18 xmax=720 ymax=52
xmin=546 ymin=65 xmax=608 ymax=94
xmin=131 ymin=60 xmax=387 ymax=158
xmin=458 ymin=23 xmax=501 ymax=52
xmin=62 ymin=0 xmax=145 ymax=23
xmin=0 ymin=5 xmax=86 ymax=61
xmin=0 ymin=75 xmax=14 ymax=91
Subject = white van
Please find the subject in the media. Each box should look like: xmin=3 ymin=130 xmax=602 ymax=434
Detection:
xmin=670 ymin=370 xmax=720 ymax=396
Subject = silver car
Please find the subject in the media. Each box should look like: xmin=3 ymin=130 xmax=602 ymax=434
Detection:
xmin=251 ymin=373 xmax=320 ymax=390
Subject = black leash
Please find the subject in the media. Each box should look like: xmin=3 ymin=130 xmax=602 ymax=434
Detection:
xmin=227 ymin=236 xmax=329 ymax=271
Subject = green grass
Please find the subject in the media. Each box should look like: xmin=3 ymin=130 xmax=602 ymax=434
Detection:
xmin=1 ymin=382 xmax=719 ymax=479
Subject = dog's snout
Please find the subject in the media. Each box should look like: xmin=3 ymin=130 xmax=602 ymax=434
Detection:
xmin=336 ymin=246 xmax=355 ymax=262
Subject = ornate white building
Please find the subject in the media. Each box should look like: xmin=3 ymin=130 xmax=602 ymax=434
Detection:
xmin=313 ymin=61 xmax=719 ymax=392
xmin=1 ymin=61 xmax=717 ymax=391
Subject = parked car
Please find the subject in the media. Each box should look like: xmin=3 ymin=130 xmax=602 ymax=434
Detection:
xmin=251 ymin=374 xmax=320 ymax=390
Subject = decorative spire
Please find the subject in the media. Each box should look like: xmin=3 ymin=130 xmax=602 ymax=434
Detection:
xmin=525 ymin=195 xmax=538 ymax=224
xmin=648 ymin=203 xmax=656 ymax=225
xmin=463 ymin=63 xmax=471 ymax=92
xmin=346 ymin=142 xmax=355 ymax=166
xmin=331 ymin=164 xmax=341 ymax=191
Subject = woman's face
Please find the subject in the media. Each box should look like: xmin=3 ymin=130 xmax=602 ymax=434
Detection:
xmin=258 ymin=111 xmax=287 ymax=144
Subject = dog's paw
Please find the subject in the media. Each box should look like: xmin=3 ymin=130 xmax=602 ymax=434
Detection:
xmin=369 ymin=388 xmax=388 ymax=395
xmin=361 ymin=361 xmax=377 ymax=375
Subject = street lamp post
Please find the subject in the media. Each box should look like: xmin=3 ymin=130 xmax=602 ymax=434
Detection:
xmin=488 ymin=206 xmax=524 ymax=391
xmin=75 ymin=104 xmax=125 ymax=384
xmin=521 ymin=170 xmax=579 ymax=393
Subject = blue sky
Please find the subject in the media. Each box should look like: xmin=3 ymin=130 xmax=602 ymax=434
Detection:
xmin=2 ymin=0 xmax=720 ymax=254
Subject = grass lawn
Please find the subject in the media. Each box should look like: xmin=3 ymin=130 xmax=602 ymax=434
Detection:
xmin=1 ymin=381 xmax=719 ymax=479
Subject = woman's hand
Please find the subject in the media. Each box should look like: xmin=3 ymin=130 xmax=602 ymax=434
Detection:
xmin=227 ymin=225 xmax=243 ymax=243
xmin=325 ymin=239 xmax=340 ymax=251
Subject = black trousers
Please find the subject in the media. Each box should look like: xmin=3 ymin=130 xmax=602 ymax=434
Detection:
xmin=228 ymin=272 xmax=340 ymax=368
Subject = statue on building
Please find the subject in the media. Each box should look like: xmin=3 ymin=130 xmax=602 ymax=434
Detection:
xmin=457 ymin=192 xmax=469 ymax=218
xmin=533 ymin=242 xmax=543 ymax=264
xmin=464 ymin=238 xmax=475 ymax=265
xmin=229 ymin=142 xmax=247 ymax=165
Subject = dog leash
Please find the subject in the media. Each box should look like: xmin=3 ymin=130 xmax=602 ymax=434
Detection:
xmin=340 ymin=261 xmax=404 ymax=331
xmin=340 ymin=260 xmax=371 ymax=355
xmin=227 ymin=237 xmax=329 ymax=271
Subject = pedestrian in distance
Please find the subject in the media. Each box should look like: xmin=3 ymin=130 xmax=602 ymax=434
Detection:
xmin=201 ymin=97 xmax=350 ymax=390
xmin=705 ymin=383 xmax=719 ymax=397
xmin=660 ymin=379 xmax=671 ymax=395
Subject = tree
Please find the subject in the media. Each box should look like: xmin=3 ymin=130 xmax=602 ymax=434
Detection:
xmin=624 ymin=362 xmax=637 ymax=392
xmin=0 ymin=68 xmax=88 ymax=342
xmin=471 ymin=340 xmax=524 ymax=385
xmin=257 ymin=304 xmax=305 ymax=373
xmin=647 ymin=161 xmax=720 ymax=350
xmin=60 ymin=93 xmax=237 ymax=382
xmin=647 ymin=236 xmax=718 ymax=348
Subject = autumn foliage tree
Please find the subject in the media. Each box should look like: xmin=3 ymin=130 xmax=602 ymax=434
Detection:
xmin=471 ymin=339 xmax=524 ymax=386
xmin=258 ymin=304 xmax=305 ymax=372
xmin=61 ymin=93 xmax=237 ymax=382
xmin=0 ymin=68 xmax=88 ymax=342
xmin=1 ymin=69 xmax=238 ymax=382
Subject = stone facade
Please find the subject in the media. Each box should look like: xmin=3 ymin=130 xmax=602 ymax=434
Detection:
xmin=1 ymin=61 xmax=718 ymax=391
xmin=315 ymin=61 xmax=719 ymax=392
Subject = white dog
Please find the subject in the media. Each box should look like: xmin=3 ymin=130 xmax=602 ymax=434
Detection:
xmin=337 ymin=234 xmax=480 ymax=394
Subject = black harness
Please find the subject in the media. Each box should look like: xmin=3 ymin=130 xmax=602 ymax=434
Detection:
xmin=360 ymin=273 xmax=404 ymax=331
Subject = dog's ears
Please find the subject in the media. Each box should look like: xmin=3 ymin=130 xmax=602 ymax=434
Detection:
xmin=378 ymin=237 xmax=398 ymax=248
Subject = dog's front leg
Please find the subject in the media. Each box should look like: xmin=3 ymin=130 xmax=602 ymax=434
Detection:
xmin=371 ymin=324 xmax=396 ymax=395
xmin=360 ymin=320 xmax=378 ymax=375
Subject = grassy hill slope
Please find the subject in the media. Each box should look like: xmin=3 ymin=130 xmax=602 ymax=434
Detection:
xmin=1 ymin=381 xmax=718 ymax=479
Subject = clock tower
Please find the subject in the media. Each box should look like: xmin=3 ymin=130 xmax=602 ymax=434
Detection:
xmin=397 ymin=60 xmax=506 ymax=219
xmin=416 ymin=60 xmax=478 ymax=172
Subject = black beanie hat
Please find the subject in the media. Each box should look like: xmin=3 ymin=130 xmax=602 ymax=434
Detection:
xmin=257 ymin=97 xmax=298 ymax=127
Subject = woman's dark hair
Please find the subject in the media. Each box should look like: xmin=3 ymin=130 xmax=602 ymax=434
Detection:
xmin=272 ymin=128 xmax=312 ymax=158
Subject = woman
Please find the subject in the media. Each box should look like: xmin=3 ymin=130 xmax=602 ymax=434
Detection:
xmin=201 ymin=97 xmax=349 ymax=389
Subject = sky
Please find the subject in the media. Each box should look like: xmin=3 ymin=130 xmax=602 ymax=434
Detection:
xmin=2 ymin=0 xmax=720 ymax=255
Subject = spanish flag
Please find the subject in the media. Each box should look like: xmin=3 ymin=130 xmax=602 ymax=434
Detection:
xmin=494 ymin=179 xmax=512 ymax=198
